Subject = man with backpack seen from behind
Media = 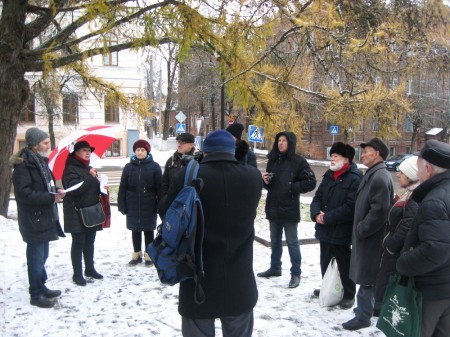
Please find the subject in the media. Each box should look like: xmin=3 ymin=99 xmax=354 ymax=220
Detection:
xmin=159 ymin=129 xmax=262 ymax=337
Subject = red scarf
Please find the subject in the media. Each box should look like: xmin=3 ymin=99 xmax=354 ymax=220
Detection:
xmin=333 ymin=163 xmax=350 ymax=180
xmin=75 ymin=154 xmax=90 ymax=166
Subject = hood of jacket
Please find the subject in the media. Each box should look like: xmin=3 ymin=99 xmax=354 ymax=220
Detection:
xmin=268 ymin=131 xmax=297 ymax=161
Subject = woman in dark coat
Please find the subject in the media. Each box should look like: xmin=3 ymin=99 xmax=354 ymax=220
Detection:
xmin=118 ymin=140 xmax=162 ymax=265
xmin=374 ymin=155 xmax=419 ymax=314
xmin=62 ymin=141 xmax=104 ymax=286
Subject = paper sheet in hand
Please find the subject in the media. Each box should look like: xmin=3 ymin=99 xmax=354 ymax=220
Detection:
xmin=50 ymin=181 xmax=84 ymax=194
xmin=100 ymin=174 xmax=108 ymax=194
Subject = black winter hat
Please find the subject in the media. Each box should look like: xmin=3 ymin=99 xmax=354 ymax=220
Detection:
xmin=330 ymin=142 xmax=356 ymax=163
xmin=226 ymin=123 xmax=244 ymax=140
xmin=417 ymin=139 xmax=450 ymax=169
xmin=360 ymin=137 xmax=389 ymax=160
xmin=176 ymin=133 xmax=195 ymax=143
xmin=73 ymin=141 xmax=95 ymax=153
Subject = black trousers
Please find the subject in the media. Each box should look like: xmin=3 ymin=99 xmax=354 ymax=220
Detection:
xmin=71 ymin=231 xmax=97 ymax=276
xmin=320 ymin=241 xmax=356 ymax=300
xmin=181 ymin=310 xmax=254 ymax=337
xmin=131 ymin=230 xmax=154 ymax=253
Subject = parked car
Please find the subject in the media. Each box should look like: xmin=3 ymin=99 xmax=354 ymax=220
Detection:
xmin=384 ymin=154 xmax=413 ymax=171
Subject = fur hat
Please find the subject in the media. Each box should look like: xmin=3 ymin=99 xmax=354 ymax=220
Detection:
xmin=360 ymin=137 xmax=389 ymax=160
xmin=176 ymin=133 xmax=195 ymax=143
xmin=25 ymin=127 xmax=49 ymax=148
xmin=329 ymin=142 xmax=356 ymax=163
xmin=133 ymin=139 xmax=151 ymax=154
xmin=417 ymin=139 xmax=450 ymax=169
xmin=398 ymin=156 xmax=419 ymax=182
xmin=203 ymin=130 xmax=235 ymax=154
xmin=226 ymin=123 xmax=244 ymax=140
xmin=73 ymin=141 xmax=95 ymax=153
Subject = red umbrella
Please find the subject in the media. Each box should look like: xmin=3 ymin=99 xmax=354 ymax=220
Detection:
xmin=48 ymin=126 xmax=117 ymax=180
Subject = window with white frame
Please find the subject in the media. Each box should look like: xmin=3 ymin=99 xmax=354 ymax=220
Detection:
xmin=103 ymin=34 xmax=118 ymax=66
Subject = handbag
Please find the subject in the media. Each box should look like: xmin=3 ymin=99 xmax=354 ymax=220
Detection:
xmin=79 ymin=202 xmax=106 ymax=228
xmin=100 ymin=192 xmax=111 ymax=228
xmin=376 ymin=274 xmax=422 ymax=337
xmin=319 ymin=257 xmax=344 ymax=307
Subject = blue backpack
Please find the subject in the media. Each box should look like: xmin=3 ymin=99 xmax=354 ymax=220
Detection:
xmin=148 ymin=160 xmax=205 ymax=304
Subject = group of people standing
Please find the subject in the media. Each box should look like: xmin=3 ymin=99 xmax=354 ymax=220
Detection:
xmin=11 ymin=124 xmax=450 ymax=337
xmin=307 ymin=137 xmax=450 ymax=337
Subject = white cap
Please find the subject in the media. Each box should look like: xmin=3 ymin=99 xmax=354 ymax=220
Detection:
xmin=398 ymin=156 xmax=419 ymax=182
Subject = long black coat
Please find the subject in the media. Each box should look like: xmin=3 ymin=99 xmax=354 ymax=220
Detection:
xmin=349 ymin=161 xmax=393 ymax=285
xmin=118 ymin=154 xmax=162 ymax=231
xmin=310 ymin=163 xmax=362 ymax=246
xmin=62 ymin=155 xmax=103 ymax=233
xmin=397 ymin=170 xmax=450 ymax=300
xmin=159 ymin=152 xmax=262 ymax=319
xmin=11 ymin=148 xmax=64 ymax=243
xmin=374 ymin=186 xmax=419 ymax=304
xmin=264 ymin=132 xmax=316 ymax=222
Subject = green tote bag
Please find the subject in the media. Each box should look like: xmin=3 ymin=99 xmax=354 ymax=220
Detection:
xmin=376 ymin=274 xmax=422 ymax=337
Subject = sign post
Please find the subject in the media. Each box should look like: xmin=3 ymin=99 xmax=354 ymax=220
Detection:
xmin=330 ymin=125 xmax=339 ymax=144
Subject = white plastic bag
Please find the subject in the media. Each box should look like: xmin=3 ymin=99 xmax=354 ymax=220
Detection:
xmin=319 ymin=257 xmax=344 ymax=307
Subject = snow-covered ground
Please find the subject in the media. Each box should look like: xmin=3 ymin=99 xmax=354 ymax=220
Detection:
xmin=1 ymin=148 xmax=383 ymax=336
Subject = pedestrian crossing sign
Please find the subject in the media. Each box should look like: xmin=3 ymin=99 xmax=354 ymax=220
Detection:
xmin=176 ymin=123 xmax=186 ymax=133
xmin=330 ymin=125 xmax=339 ymax=135
xmin=248 ymin=125 xmax=264 ymax=143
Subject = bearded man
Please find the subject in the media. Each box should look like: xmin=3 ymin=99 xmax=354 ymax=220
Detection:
xmin=310 ymin=142 xmax=362 ymax=309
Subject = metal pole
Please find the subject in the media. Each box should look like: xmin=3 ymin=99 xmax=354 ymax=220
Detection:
xmin=221 ymin=82 xmax=225 ymax=129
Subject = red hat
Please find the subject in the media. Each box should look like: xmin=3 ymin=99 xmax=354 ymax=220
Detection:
xmin=133 ymin=139 xmax=151 ymax=154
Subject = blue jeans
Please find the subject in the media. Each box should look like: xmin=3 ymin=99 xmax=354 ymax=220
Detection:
xmin=269 ymin=221 xmax=301 ymax=275
xmin=354 ymin=285 xmax=375 ymax=322
xmin=26 ymin=242 xmax=49 ymax=298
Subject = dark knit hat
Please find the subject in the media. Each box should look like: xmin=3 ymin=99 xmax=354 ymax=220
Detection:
xmin=73 ymin=141 xmax=95 ymax=153
xmin=417 ymin=139 xmax=450 ymax=169
xmin=203 ymin=130 xmax=235 ymax=154
xmin=176 ymin=133 xmax=195 ymax=143
xmin=226 ymin=123 xmax=244 ymax=140
xmin=133 ymin=139 xmax=151 ymax=154
xmin=360 ymin=137 xmax=389 ymax=160
xmin=25 ymin=127 xmax=49 ymax=148
xmin=330 ymin=142 xmax=356 ymax=163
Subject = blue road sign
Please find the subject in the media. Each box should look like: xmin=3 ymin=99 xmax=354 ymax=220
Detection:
xmin=248 ymin=125 xmax=264 ymax=143
xmin=175 ymin=123 xmax=186 ymax=133
xmin=330 ymin=125 xmax=339 ymax=135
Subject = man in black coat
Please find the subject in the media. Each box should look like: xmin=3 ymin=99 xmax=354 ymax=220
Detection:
xmin=397 ymin=140 xmax=450 ymax=337
xmin=11 ymin=128 xmax=65 ymax=308
xmin=310 ymin=142 xmax=362 ymax=309
xmin=257 ymin=131 xmax=316 ymax=288
xmin=343 ymin=138 xmax=393 ymax=330
xmin=226 ymin=123 xmax=257 ymax=167
xmin=159 ymin=130 xmax=262 ymax=337
xmin=161 ymin=132 xmax=196 ymax=196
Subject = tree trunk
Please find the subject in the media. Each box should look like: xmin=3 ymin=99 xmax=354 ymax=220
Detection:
xmin=0 ymin=0 xmax=28 ymax=217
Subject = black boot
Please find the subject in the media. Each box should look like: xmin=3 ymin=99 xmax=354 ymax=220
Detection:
xmin=257 ymin=268 xmax=282 ymax=278
xmin=85 ymin=269 xmax=103 ymax=279
xmin=73 ymin=274 xmax=87 ymax=286
xmin=30 ymin=295 xmax=55 ymax=308
xmin=44 ymin=288 xmax=62 ymax=298
xmin=288 ymin=274 xmax=301 ymax=288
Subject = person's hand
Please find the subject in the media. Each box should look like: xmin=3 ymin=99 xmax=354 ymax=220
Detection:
xmin=54 ymin=193 xmax=64 ymax=203
xmin=57 ymin=188 xmax=66 ymax=198
xmin=262 ymin=172 xmax=270 ymax=184
xmin=89 ymin=168 xmax=98 ymax=178
xmin=315 ymin=211 xmax=325 ymax=224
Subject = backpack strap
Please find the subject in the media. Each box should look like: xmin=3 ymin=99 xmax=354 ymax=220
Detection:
xmin=184 ymin=160 xmax=199 ymax=187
